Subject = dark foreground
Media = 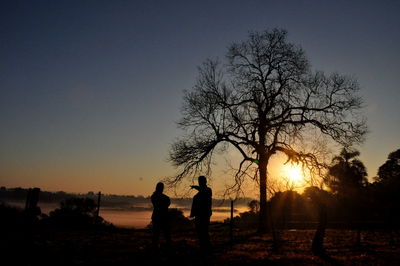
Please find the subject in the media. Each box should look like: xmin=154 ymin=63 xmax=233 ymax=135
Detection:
xmin=4 ymin=225 xmax=400 ymax=265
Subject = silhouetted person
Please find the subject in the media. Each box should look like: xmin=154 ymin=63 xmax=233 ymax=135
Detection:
xmin=151 ymin=182 xmax=171 ymax=248
xmin=190 ymin=175 xmax=212 ymax=252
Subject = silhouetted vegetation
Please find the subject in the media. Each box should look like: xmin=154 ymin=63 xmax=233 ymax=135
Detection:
xmin=227 ymin=209 xmax=259 ymax=230
xmin=148 ymin=208 xmax=193 ymax=231
xmin=0 ymin=186 xmax=252 ymax=212
xmin=369 ymin=148 xmax=400 ymax=243
xmin=168 ymin=208 xmax=193 ymax=231
xmin=42 ymin=197 xmax=112 ymax=229
xmin=169 ymin=28 xmax=367 ymax=234
xmin=0 ymin=187 xmax=151 ymax=207
xmin=226 ymin=146 xmax=400 ymax=253
xmin=2 ymin=147 xmax=400 ymax=264
xmin=0 ymin=202 xmax=25 ymax=229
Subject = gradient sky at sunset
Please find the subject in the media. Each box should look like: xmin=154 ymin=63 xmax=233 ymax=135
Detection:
xmin=1 ymin=0 xmax=399 ymax=197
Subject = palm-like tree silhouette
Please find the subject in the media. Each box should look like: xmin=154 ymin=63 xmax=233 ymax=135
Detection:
xmin=327 ymin=148 xmax=368 ymax=196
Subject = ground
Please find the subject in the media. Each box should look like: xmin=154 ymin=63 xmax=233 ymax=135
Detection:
xmin=4 ymin=224 xmax=400 ymax=265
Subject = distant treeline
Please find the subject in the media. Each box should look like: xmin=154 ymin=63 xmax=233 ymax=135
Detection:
xmin=0 ymin=186 xmax=253 ymax=209
xmin=0 ymin=187 xmax=147 ymax=205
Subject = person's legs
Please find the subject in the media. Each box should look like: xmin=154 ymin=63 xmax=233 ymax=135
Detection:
xmin=195 ymin=217 xmax=211 ymax=251
xmin=202 ymin=217 xmax=210 ymax=250
xmin=162 ymin=220 xmax=171 ymax=247
xmin=152 ymin=220 xmax=161 ymax=248
xmin=195 ymin=218 xmax=203 ymax=246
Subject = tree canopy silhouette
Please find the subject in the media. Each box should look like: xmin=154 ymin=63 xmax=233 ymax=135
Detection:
xmin=373 ymin=148 xmax=400 ymax=229
xmin=376 ymin=148 xmax=400 ymax=185
xmin=327 ymin=148 xmax=368 ymax=196
xmin=169 ymin=29 xmax=367 ymax=232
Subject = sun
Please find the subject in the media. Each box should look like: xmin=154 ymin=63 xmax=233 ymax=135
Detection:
xmin=282 ymin=164 xmax=304 ymax=184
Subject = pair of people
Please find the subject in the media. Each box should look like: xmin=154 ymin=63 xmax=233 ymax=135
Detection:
xmin=151 ymin=176 xmax=212 ymax=251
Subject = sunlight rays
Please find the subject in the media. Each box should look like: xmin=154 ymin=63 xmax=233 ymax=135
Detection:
xmin=282 ymin=163 xmax=305 ymax=186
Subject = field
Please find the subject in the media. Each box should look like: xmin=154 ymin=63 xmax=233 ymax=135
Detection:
xmin=5 ymin=224 xmax=400 ymax=265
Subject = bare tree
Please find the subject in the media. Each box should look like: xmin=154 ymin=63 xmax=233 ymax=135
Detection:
xmin=169 ymin=29 xmax=367 ymax=233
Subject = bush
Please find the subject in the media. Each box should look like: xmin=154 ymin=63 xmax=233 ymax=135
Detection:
xmin=226 ymin=211 xmax=259 ymax=230
xmin=44 ymin=197 xmax=111 ymax=229
xmin=147 ymin=208 xmax=193 ymax=231
xmin=0 ymin=202 xmax=25 ymax=229
xmin=168 ymin=208 xmax=193 ymax=231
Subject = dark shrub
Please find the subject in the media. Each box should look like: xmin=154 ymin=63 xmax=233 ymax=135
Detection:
xmin=147 ymin=208 xmax=193 ymax=231
xmin=0 ymin=202 xmax=24 ymax=229
xmin=45 ymin=197 xmax=111 ymax=228
xmin=168 ymin=208 xmax=193 ymax=231
xmin=226 ymin=211 xmax=259 ymax=230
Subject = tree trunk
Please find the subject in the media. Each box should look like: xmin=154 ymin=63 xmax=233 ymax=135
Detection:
xmin=258 ymin=156 xmax=281 ymax=249
xmin=258 ymin=156 xmax=268 ymax=233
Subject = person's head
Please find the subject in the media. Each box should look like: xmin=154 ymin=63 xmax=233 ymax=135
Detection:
xmin=155 ymin=182 xmax=164 ymax=193
xmin=198 ymin=176 xmax=207 ymax=187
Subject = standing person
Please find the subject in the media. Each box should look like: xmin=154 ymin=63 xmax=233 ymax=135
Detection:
xmin=151 ymin=182 xmax=171 ymax=248
xmin=190 ymin=175 xmax=212 ymax=252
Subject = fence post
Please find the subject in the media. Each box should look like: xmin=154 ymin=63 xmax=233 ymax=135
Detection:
xmin=230 ymin=200 xmax=234 ymax=245
xmin=24 ymin=187 xmax=40 ymax=247
xmin=96 ymin=191 xmax=101 ymax=218
xmin=25 ymin=187 xmax=40 ymax=215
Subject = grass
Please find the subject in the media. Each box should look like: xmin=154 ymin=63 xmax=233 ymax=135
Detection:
xmin=3 ymin=224 xmax=400 ymax=265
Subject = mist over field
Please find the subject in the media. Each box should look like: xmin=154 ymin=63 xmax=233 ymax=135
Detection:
xmin=1 ymin=187 xmax=250 ymax=228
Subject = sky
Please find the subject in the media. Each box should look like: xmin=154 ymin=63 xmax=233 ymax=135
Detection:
xmin=1 ymin=0 xmax=399 ymax=197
